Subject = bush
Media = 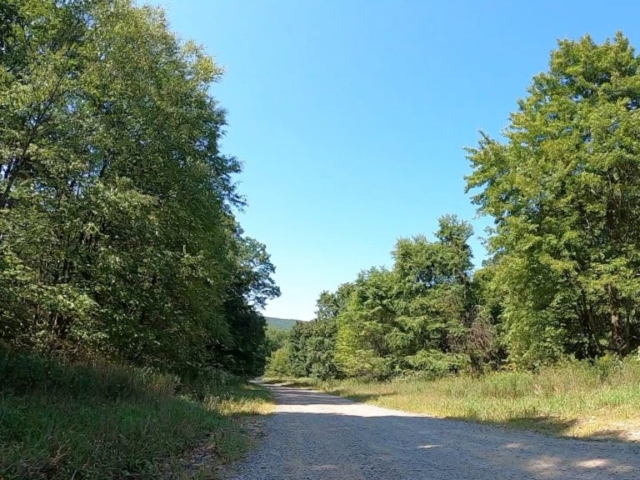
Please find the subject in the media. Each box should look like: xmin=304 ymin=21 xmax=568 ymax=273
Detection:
xmin=265 ymin=347 xmax=292 ymax=377
xmin=404 ymin=350 xmax=469 ymax=379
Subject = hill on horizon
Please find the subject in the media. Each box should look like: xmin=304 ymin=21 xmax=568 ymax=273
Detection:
xmin=265 ymin=317 xmax=305 ymax=330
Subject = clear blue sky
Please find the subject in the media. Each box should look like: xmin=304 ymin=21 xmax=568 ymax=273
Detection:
xmin=154 ymin=0 xmax=640 ymax=320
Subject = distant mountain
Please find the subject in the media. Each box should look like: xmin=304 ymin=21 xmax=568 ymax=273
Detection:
xmin=265 ymin=317 xmax=303 ymax=330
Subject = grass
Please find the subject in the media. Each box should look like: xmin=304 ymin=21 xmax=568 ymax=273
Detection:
xmin=0 ymin=349 xmax=274 ymax=480
xmin=268 ymin=358 xmax=640 ymax=442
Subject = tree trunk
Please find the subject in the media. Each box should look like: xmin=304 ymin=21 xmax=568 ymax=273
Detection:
xmin=607 ymin=284 xmax=626 ymax=355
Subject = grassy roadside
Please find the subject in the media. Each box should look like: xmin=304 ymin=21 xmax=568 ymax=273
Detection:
xmin=0 ymin=350 xmax=273 ymax=480
xmin=267 ymin=358 xmax=640 ymax=442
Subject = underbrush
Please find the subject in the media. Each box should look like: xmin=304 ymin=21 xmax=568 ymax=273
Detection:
xmin=0 ymin=349 xmax=273 ymax=480
xmin=268 ymin=357 xmax=640 ymax=441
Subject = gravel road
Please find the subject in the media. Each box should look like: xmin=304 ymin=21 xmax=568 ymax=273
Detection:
xmin=227 ymin=384 xmax=640 ymax=479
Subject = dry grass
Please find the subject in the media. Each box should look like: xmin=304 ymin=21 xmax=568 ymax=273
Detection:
xmin=207 ymin=382 xmax=275 ymax=417
xmin=269 ymin=358 xmax=640 ymax=442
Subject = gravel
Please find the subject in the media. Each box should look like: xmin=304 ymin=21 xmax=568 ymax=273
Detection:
xmin=226 ymin=384 xmax=640 ymax=479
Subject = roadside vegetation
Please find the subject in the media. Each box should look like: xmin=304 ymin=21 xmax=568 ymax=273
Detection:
xmin=269 ymin=357 xmax=640 ymax=440
xmin=1 ymin=1 xmax=277 ymax=478
xmin=0 ymin=349 xmax=274 ymax=479
xmin=266 ymin=33 xmax=640 ymax=441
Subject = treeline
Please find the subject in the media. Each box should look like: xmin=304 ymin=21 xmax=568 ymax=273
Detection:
xmin=267 ymin=33 xmax=640 ymax=380
xmin=268 ymin=216 xmax=500 ymax=380
xmin=0 ymin=0 xmax=278 ymax=380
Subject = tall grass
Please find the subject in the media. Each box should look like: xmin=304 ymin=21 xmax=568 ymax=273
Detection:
xmin=0 ymin=349 xmax=273 ymax=480
xmin=274 ymin=357 xmax=640 ymax=440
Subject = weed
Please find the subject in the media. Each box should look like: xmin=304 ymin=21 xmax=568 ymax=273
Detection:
xmin=269 ymin=358 xmax=640 ymax=441
xmin=0 ymin=350 xmax=273 ymax=479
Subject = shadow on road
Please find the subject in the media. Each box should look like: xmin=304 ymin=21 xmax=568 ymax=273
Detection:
xmin=232 ymin=384 xmax=640 ymax=480
xmin=268 ymin=384 xmax=390 ymax=406
xmin=452 ymin=416 xmax=638 ymax=443
xmin=262 ymin=381 xmax=640 ymax=443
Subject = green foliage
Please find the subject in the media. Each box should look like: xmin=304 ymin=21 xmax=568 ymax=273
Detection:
xmin=274 ymin=217 xmax=500 ymax=380
xmin=335 ymin=268 xmax=398 ymax=379
xmin=332 ymin=216 xmax=496 ymax=379
xmin=0 ymin=0 xmax=278 ymax=377
xmin=467 ymin=32 xmax=640 ymax=365
xmin=0 ymin=349 xmax=273 ymax=480
xmin=268 ymin=33 xmax=640 ymax=381
xmin=265 ymin=317 xmax=300 ymax=330
xmin=265 ymin=327 xmax=289 ymax=354
xmin=296 ymin=358 xmax=640 ymax=440
xmin=404 ymin=350 xmax=470 ymax=379
xmin=289 ymin=317 xmax=341 ymax=380
xmin=262 ymin=327 xmax=291 ymax=377
xmin=265 ymin=347 xmax=292 ymax=377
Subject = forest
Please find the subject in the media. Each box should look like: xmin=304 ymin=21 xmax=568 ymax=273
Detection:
xmin=0 ymin=0 xmax=279 ymax=379
xmin=5 ymin=0 xmax=640 ymax=477
xmin=1 ymin=1 xmax=277 ymax=478
xmin=267 ymin=32 xmax=640 ymax=381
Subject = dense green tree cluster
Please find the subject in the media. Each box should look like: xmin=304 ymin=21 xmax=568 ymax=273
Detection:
xmin=467 ymin=33 xmax=640 ymax=367
xmin=267 ymin=33 xmax=640 ymax=379
xmin=267 ymin=216 xmax=501 ymax=379
xmin=0 ymin=0 xmax=278 ymax=378
xmin=7 ymin=4 xmax=639 ymax=383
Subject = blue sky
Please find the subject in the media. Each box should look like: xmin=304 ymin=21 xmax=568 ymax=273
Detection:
xmin=154 ymin=0 xmax=640 ymax=320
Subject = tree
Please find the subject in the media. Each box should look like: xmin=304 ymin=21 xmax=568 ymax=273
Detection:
xmin=0 ymin=0 xmax=278 ymax=378
xmin=334 ymin=216 xmax=479 ymax=379
xmin=335 ymin=267 xmax=399 ymax=379
xmin=466 ymin=33 xmax=640 ymax=364
xmin=391 ymin=215 xmax=476 ymax=376
xmin=213 ymin=234 xmax=280 ymax=377
xmin=265 ymin=327 xmax=289 ymax=355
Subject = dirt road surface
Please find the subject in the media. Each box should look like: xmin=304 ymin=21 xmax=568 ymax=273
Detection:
xmin=227 ymin=384 xmax=640 ymax=479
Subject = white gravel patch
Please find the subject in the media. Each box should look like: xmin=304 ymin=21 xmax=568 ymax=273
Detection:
xmin=226 ymin=384 xmax=640 ymax=480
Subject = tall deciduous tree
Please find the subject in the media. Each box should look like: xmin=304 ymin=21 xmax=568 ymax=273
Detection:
xmin=0 ymin=0 xmax=278 ymax=378
xmin=467 ymin=33 xmax=640 ymax=364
